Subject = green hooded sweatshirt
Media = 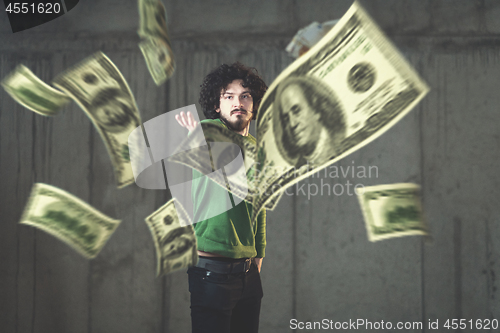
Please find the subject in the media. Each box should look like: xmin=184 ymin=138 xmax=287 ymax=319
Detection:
xmin=191 ymin=119 xmax=266 ymax=258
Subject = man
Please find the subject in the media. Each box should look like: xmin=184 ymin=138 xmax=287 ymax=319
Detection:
xmin=273 ymin=75 xmax=347 ymax=167
xmin=175 ymin=62 xmax=268 ymax=333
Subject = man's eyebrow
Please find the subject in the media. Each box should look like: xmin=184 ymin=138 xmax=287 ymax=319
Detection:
xmin=222 ymin=90 xmax=251 ymax=95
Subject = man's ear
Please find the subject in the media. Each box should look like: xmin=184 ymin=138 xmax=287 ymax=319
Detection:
xmin=215 ymin=107 xmax=220 ymax=113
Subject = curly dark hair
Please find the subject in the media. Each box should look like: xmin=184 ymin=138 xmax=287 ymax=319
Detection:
xmin=199 ymin=62 xmax=267 ymax=120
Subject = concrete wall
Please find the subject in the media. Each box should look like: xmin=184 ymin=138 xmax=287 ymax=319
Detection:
xmin=1 ymin=1 xmax=499 ymax=332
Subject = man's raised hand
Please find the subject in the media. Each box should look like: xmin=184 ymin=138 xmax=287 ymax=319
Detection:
xmin=175 ymin=111 xmax=198 ymax=132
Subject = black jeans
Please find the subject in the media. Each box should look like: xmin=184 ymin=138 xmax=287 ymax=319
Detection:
xmin=187 ymin=262 xmax=263 ymax=333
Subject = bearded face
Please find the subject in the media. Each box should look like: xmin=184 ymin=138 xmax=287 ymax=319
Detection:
xmin=216 ymin=79 xmax=254 ymax=134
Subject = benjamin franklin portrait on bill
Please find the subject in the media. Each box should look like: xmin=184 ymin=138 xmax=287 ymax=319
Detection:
xmin=89 ymin=88 xmax=139 ymax=133
xmin=273 ymin=75 xmax=347 ymax=167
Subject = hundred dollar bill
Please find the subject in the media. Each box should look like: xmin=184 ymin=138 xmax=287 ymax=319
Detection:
xmin=168 ymin=122 xmax=286 ymax=211
xmin=1 ymin=65 xmax=70 ymax=116
xmin=355 ymin=183 xmax=428 ymax=242
xmin=139 ymin=37 xmax=175 ymax=85
xmin=52 ymin=52 xmax=142 ymax=188
xmin=20 ymin=183 xmax=121 ymax=258
xmin=138 ymin=0 xmax=170 ymax=41
xmin=168 ymin=122 xmax=258 ymax=204
xmin=137 ymin=0 xmax=175 ymax=84
xmin=252 ymin=0 xmax=429 ymax=223
xmin=145 ymin=198 xmax=198 ymax=276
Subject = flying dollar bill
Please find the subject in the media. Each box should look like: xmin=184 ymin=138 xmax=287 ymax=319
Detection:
xmin=168 ymin=122 xmax=257 ymax=204
xmin=1 ymin=65 xmax=70 ymax=116
xmin=20 ymin=183 xmax=121 ymax=258
xmin=145 ymin=198 xmax=198 ymax=276
xmin=139 ymin=37 xmax=175 ymax=85
xmin=52 ymin=52 xmax=143 ymax=188
xmin=251 ymin=0 xmax=430 ymax=223
xmin=167 ymin=122 xmax=284 ymax=212
xmin=167 ymin=121 xmax=310 ymax=212
xmin=355 ymin=183 xmax=428 ymax=242
xmin=137 ymin=0 xmax=170 ymax=41
xmin=137 ymin=0 xmax=175 ymax=84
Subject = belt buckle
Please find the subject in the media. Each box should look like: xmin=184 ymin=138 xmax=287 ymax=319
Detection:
xmin=244 ymin=258 xmax=251 ymax=273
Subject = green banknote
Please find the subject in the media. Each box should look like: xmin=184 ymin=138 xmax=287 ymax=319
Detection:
xmin=53 ymin=52 xmax=143 ymax=188
xmin=251 ymin=0 xmax=429 ymax=224
xmin=1 ymin=65 xmax=70 ymax=116
xmin=145 ymin=198 xmax=198 ymax=276
xmin=137 ymin=0 xmax=175 ymax=85
xmin=356 ymin=183 xmax=429 ymax=242
xmin=20 ymin=183 xmax=121 ymax=258
xmin=139 ymin=37 xmax=175 ymax=85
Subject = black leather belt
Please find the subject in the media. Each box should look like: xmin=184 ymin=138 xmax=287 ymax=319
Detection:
xmin=196 ymin=257 xmax=252 ymax=274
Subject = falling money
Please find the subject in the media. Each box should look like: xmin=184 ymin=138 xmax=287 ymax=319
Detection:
xmin=145 ymin=198 xmax=198 ymax=276
xmin=20 ymin=183 xmax=121 ymax=258
xmin=356 ymin=183 xmax=428 ymax=242
xmin=137 ymin=0 xmax=175 ymax=84
xmin=1 ymin=65 xmax=70 ymax=116
xmin=139 ymin=37 xmax=175 ymax=84
xmin=251 ymin=0 xmax=430 ymax=224
xmin=52 ymin=52 xmax=143 ymax=188
xmin=168 ymin=122 xmax=257 ymax=204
